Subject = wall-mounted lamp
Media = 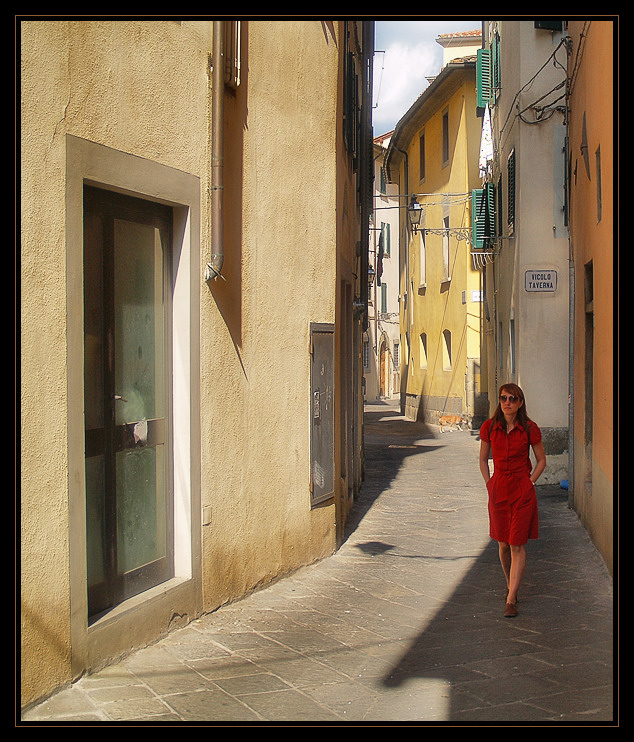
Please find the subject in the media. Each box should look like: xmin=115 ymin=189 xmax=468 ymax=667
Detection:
xmin=407 ymin=195 xmax=423 ymax=233
xmin=367 ymin=265 xmax=376 ymax=288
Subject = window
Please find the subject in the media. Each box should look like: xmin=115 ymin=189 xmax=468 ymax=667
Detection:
xmin=507 ymin=149 xmax=516 ymax=235
xmin=496 ymin=174 xmax=503 ymax=239
xmin=491 ymin=32 xmax=501 ymax=103
xmin=419 ymin=230 xmax=427 ymax=287
xmin=476 ymin=48 xmax=491 ymax=112
xmin=363 ymin=340 xmax=370 ymax=369
xmin=442 ymin=215 xmax=451 ymax=282
xmin=476 ymin=33 xmax=500 ymax=113
xmin=381 ymin=221 xmax=391 ymax=257
xmin=534 ymin=20 xmax=563 ymax=31
xmin=381 ymin=283 xmax=388 ymax=314
xmin=393 ymin=341 xmax=400 ymax=369
xmin=419 ymin=333 xmax=428 ymax=369
xmin=471 ymin=183 xmax=495 ymax=249
xmin=442 ymin=330 xmax=452 ymax=371
xmin=343 ymin=26 xmax=359 ymax=165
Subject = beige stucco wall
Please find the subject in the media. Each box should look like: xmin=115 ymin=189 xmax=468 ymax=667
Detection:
xmin=21 ymin=18 xmax=215 ymax=708
xmin=199 ymin=20 xmax=340 ymax=606
xmin=21 ymin=19 xmax=350 ymax=709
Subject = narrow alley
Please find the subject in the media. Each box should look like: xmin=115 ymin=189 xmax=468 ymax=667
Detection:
xmin=22 ymin=400 xmax=613 ymax=725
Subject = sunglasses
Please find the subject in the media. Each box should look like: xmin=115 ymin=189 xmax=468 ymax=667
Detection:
xmin=499 ymin=395 xmax=520 ymax=403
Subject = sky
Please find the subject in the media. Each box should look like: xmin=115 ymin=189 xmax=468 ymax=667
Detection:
xmin=373 ymin=18 xmax=482 ymax=135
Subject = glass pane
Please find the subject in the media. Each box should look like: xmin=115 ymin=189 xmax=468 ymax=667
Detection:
xmin=116 ymin=445 xmax=167 ymax=575
xmin=83 ymin=211 xmax=105 ymax=431
xmin=85 ymin=455 xmax=106 ymax=588
xmin=114 ymin=220 xmax=165 ymax=425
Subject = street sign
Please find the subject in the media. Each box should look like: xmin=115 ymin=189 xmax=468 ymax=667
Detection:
xmin=525 ymin=269 xmax=558 ymax=292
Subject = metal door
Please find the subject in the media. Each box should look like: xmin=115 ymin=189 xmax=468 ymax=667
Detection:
xmin=310 ymin=324 xmax=334 ymax=505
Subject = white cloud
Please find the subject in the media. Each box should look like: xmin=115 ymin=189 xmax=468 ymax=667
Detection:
xmin=373 ymin=19 xmax=480 ymax=135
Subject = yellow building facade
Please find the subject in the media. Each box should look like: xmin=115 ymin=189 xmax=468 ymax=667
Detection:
xmin=20 ymin=19 xmax=373 ymax=709
xmin=386 ymin=59 xmax=488 ymax=425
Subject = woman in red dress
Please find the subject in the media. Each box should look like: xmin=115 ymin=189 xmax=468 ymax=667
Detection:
xmin=479 ymin=384 xmax=546 ymax=617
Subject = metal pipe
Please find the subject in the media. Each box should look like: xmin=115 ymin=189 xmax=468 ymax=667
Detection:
xmin=206 ymin=20 xmax=225 ymax=282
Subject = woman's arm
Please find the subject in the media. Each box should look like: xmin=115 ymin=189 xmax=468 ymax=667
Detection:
xmin=530 ymin=441 xmax=547 ymax=484
xmin=479 ymin=440 xmax=491 ymax=483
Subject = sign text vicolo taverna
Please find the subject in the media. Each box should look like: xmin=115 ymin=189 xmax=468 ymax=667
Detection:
xmin=524 ymin=269 xmax=558 ymax=292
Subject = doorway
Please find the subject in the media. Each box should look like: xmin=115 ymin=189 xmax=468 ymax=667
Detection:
xmin=83 ymin=186 xmax=174 ymax=620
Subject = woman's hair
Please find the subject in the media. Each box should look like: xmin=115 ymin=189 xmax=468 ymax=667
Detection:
xmin=491 ymin=383 xmax=531 ymax=431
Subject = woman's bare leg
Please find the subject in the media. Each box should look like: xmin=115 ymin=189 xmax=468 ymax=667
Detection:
xmin=507 ymin=544 xmax=526 ymax=605
xmin=498 ymin=541 xmax=511 ymax=588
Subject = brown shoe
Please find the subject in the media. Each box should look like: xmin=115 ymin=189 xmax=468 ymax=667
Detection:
xmin=504 ymin=602 xmax=518 ymax=618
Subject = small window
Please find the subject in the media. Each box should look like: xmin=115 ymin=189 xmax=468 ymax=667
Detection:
xmin=534 ymin=20 xmax=563 ymax=31
xmin=419 ymin=230 xmax=427 ymax=287
xmin=471 ymin=183 xmax=495 ymax=249
xmin=496 ymin=174 xmax=503 ymax=239
xmin=476 ymin=34 xmax=500 ymax=112
xmin=419 ymin=333 xmax=428 ymax=369
xmin=476 ymin=48 xmax=491 ymax=112
xmin=442 ymin=330 xmax=452 ymax=371
xmin=381 ymin=222 xmax=391 ymax=257
xmin=442 ymin=216 xmax=451 ymax=282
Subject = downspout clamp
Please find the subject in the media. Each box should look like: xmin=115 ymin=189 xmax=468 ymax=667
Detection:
xmin=206 ymin=20 xmax=225 ymax=282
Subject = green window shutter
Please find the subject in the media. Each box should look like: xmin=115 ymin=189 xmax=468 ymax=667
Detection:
xmin=472 ymin=189 xmax=486 ymax=249
xmin=507 ymin=150 xmax=516 ymax=234
xmin=491 ymin=35 xmax=501 ymax=104
xmin=496 ymin=174 xmax=503 ymax=239
xmin=476 ymin=48 xmax=491 ymax=111
xmin=472 ymin=184 xmax=495 ymax=249
xmin=484 ymin=182 xmax=495 ymax=243
xmin=381 ymin=283 xmax=387 ymax=314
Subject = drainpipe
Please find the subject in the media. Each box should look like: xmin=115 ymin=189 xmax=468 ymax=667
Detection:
xmin=206 ymin=20 xmax=225 ymax=282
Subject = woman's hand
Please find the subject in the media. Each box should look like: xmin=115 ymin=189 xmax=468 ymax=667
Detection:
xmin=479 ymin=439 xmax=492 ymax=484
xmin=530 ymin=441 xmax=547 ymax=484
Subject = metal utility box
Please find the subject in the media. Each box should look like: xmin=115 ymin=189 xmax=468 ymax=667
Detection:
xmin=310 ymin=323 xmax=335 ymax=505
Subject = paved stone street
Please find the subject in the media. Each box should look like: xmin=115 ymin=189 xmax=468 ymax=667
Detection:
xmin=22 ymin=400 xmax=614 ymax=725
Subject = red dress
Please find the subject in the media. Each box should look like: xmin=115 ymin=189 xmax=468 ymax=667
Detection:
xmin=480 ymin=418 xmax=541 ymax=545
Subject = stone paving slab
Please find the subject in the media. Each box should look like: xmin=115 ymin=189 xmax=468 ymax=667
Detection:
xmin=21 ymin=401 xmax=615 ymax=725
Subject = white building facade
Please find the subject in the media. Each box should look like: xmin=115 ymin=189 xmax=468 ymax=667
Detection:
xmin=478 ymin=20 xmax=570 ymax=481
